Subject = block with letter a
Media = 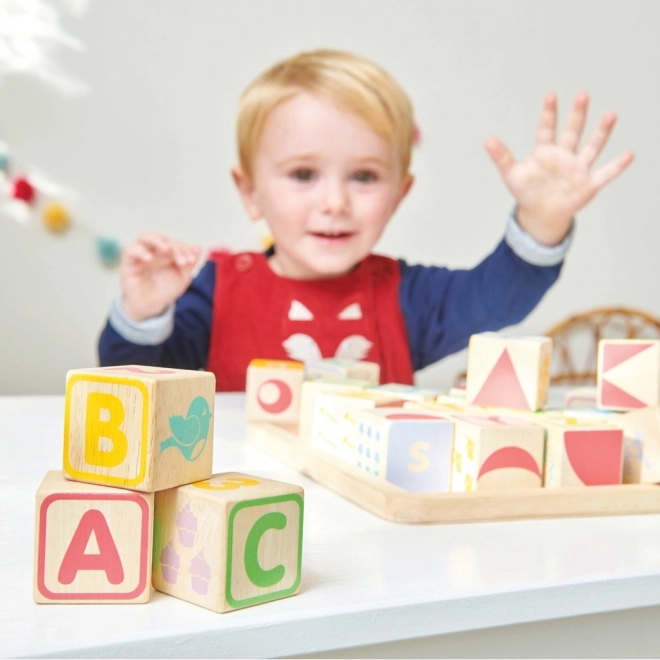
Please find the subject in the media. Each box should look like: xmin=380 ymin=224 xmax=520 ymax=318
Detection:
xmin=34 ymin=471 xmax=153 ymax=603
xmin=597 ymin=339 xmax=660 ymax=411
xmin=245 ymin=359 xmax=305 ymax=423
xmin=351 ymin=408 xmax=454 ymax=492
xmin=63 ymin=365 xmax=215 ymax=492
xmin=153 ymin=472 xmax=303 ymax=612
xmin=465 ymin=333 xmax=552 ymax=411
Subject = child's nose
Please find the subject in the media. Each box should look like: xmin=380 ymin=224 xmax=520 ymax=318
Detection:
xmin=319 ymin=180 xmax=349 ymax=216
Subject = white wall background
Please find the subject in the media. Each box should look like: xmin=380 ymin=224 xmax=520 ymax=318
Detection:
xmin=1 ymin=0 xmax=658 ymax=395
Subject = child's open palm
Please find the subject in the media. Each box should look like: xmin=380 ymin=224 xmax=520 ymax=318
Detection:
xmin=485 ymin=93 xmax=634 ymax=246
xmin=120 ymin=233 xmax=202 ymax=322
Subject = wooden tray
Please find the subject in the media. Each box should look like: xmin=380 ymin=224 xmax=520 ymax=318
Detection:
xmin=246 ymin=421 xmax=660 ymax=524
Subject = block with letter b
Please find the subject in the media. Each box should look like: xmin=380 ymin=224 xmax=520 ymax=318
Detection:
xmin=466 ymin=333 xmax=552 ymax=411
xmin=63 ymin=365 xmax=215 ymax=492
xmin=246 ymin=359 xmax=305 ymax=423
xmin=153 ymin=472 xmax=304 ymax=612
xmin=34 ymin=471 xmax=153 ymax=603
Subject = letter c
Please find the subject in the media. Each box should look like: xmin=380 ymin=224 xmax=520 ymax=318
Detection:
xmin=244 ymin=512 xmax=287 ymax=588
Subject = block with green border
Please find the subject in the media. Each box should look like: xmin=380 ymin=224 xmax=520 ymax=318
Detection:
xmin=153 ymin=472 xmax=303 ymax=612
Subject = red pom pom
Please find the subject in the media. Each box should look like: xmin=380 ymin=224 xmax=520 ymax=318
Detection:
xmin=11 ymin=177 xmax=36 ymax=204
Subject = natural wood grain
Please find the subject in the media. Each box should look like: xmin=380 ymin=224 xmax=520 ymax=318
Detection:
xmin=246 ymin=422 xmax=660 ymax=524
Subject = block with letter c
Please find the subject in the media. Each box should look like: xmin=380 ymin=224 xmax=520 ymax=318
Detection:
xmin=153 ymin=472 xmax=303 ymax=612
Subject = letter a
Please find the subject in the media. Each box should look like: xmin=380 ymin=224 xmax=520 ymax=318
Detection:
xmin=85 ymin=392 xmax=128 ymax=467
xmin=58 ymin=509 xmax=125 ymax=585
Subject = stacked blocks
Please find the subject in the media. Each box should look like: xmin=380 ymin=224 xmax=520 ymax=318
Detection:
xmin=153 ymin=472 xmax=303 ymax=612
xmin=450 ymin=414 xmax=545 ymax=492
xmin=537 ymin=415 xmax=624 ymax=488
xmin=597 ymin=340 xmax=660 ymax=411
xmin=64 ymin=366 xmax=215 ymax=491
xmin=466 ymin=333 xmax=552 ymax=411
xmin=35 ymin=364 xmax=305 ymax=611
xmin=246 ymin=359 xmax=305 ymax=423
xmin=353 ymin=408 xmax=453 ymax=492
xmin=34 ymin=471 xmax=153 ymax=603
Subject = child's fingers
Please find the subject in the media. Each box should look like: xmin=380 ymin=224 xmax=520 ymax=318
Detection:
xmin=170 ymin=241 xmax=202 ymax=268
xmin=579 ymin=111 xmax=617 ymax=167
xmin=136 ymin=232 xmax=172 ymax=256
xmin=535 ymin=93 xmax=557 ymax=145
xmin=484 ymin=137 xmax=516 ymax=178
xmin=122 ymin=241 xmax=155 ymax=265
xmin=559 ymin=92 xmax=589 ymax=152
xmin=591 ymin=151 xmax=635 ymax=191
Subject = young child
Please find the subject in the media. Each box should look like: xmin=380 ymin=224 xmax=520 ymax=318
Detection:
xmin=98 ymin=49 xmax=633 ymax=391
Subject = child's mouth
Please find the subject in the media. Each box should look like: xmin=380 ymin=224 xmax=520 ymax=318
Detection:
xmin=309 ymin=231 xmax=354 ymax=245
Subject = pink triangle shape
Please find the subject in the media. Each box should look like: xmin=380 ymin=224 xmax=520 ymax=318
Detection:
xmin=601 ymin=379 xmax=646 ymax=409
xmin=472 ymin=349 xmax=529 ymax=409
xmin=603 ymin=342 xmax=654 ymax=372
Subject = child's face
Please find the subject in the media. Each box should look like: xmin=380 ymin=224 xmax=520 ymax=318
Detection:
xmin=233 ymin=92 xmax=413 ymax=279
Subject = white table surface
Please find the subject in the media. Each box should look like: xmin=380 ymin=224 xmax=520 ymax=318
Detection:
xmin=3 ymin=394 xmax=660 ymax=659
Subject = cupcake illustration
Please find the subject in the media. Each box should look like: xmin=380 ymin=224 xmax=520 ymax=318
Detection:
xmin=190 ymin=551 xmax=211 ymax=595
xmin=176 ymin=503 xmax=198 ymax=547
xmin=159 ymin=540 xmax=180 ymax=584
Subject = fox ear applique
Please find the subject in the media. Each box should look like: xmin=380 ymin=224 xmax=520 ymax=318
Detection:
xmin=337 ymin=302 xmax=363 ymax=320
xmin=288 ymin=300 xmax=314 ymax=321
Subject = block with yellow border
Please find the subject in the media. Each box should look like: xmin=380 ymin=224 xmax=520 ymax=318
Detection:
xmin=63 ymin=365 xmax=215 ymax=492
xmin=246 ymin=359 xmax=305 ymax=423
xmin=153 ymin=472 xmax=304 ymax=613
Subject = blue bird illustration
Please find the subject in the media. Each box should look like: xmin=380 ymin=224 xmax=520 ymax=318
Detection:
xmin=160 ymin=396 xmax=212 ymax=461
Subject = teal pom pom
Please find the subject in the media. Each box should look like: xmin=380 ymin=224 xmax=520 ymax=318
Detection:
xmin=0 ymin=152 xmax=8 ymax=171
xmin=97 ymin=237 xmax=121 ymax=266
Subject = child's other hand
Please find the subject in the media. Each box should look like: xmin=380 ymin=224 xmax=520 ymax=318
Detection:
xmin=120 ymin=233 xmax=202 ymax=322
xmin=484 ymin=92 xmax=634 ymax=246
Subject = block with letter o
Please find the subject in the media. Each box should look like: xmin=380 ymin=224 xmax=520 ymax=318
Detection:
xmin=63 ymin=365 xmax=215 ymax=492
xmin=153 ymin=472 xmax=303 ymax=612
xmin=34 ymin=471 xmax=153 ymax=603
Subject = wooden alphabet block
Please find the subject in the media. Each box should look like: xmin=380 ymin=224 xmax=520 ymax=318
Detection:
xmin=245 ymin=359 xmax=305 ymax=423
xmin=597 ymin=340 xmax=660 ymax=411
xmin=368 ymin=383 xmax=442 ymax=402
xmin=304 ymin=358 xmax=380 ymax=384
xmin=353 ymin=408 xmax=454 ymax=492
xmin=608 ymin=405 xmax=660 ymax=484
xmin=466 ymin=333 xmax=552 ymax=411
xmin=63 ymin=365 xmax=215 ymax=492
xmin=153 ymin=472 xmax=303 ymax=612
xmin=34 ymin=471 xmax=153 ymax=603
xmin=299 ymin=377 xmax=369 ymax=441
xmin=310 ymin=391 xmax=404 ymax=463
xmin=450 ymin=414 xmax=545 ymax=492
xmin=538 ymin=416 xmax=624 ymax=488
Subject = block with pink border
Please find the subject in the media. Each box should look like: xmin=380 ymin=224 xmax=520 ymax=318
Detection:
xmin=33 ymin=471 xmax=153 ymax=603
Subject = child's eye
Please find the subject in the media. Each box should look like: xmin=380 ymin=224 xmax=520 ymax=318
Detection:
xmin=353 ymin=170 xmax=377 ymax=183
xmin=291 ymin=169 xmax=315 ymax=182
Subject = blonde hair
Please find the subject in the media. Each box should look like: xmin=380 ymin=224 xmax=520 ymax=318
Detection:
xmin=236 ymin=49 xmax=415 ymax=180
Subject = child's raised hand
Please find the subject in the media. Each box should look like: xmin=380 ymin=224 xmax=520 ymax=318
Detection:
xmin=120 ymin=233 xmax=202 ymax=322
xmin=484 ymin=93 xmax=634 ymax=246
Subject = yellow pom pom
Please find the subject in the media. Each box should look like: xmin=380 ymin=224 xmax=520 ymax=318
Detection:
xmin=42 ymin=202 xmax=71 ymax=233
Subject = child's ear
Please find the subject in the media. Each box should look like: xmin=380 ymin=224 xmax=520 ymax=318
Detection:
xmin=392 ymin=173 xmax=414 ymax=213
xmin=231 ymin=167 xmax=262 ymax=220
